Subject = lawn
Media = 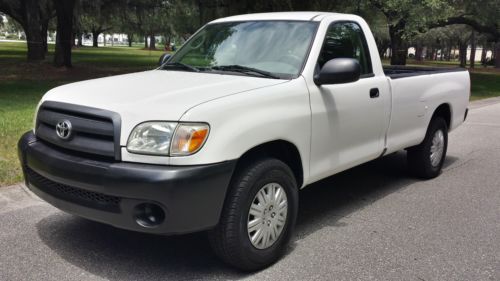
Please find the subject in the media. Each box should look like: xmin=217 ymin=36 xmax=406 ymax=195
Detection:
xmin=1 ymin=42 xmax=500 ymax=186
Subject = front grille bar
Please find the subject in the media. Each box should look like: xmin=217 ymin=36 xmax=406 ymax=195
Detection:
xmin=35 ymin=101 xmax=122 ymax=160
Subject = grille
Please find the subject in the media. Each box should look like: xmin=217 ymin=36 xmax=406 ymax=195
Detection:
xmin=26 ymin=167 xmax=121 ymax=213
xmin=35 ymin=102 xmax=120 ymax=160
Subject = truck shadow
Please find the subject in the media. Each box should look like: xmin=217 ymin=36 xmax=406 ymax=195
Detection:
xmin=36 ymin=151 xmax=459 ymax=280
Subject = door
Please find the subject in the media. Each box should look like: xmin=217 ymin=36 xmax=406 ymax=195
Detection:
xmin=308 ymin=21 xmax=391 ymax=181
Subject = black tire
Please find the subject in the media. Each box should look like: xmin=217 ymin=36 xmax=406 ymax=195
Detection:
xmin=208 ymin=158 xmax=298 ymax=271
xmin=407 ymin=117 xmax=448 ymax=179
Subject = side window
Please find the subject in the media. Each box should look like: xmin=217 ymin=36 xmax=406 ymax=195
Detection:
xmin=317 ymin=22 xmax=373 ymax=75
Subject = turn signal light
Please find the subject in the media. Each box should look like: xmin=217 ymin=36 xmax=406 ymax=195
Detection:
xmin=170 ymin=124 xmax=209 ymax=156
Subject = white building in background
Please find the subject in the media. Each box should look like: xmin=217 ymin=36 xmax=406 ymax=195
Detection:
xmin=407 ymin=47 xmax=493 ymax=62
xmin=79 ymin=33 xmax=130 ymax=46
xmin=80 ymin=33 xmax=166 ymax=48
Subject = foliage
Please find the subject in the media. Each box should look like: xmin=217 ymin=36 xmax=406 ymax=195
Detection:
xmin=1 ymin=0 xmax=500 ymax=64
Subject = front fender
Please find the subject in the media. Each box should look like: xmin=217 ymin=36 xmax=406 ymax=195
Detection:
xmin=171 ymin=78 xmax=312 ymax=183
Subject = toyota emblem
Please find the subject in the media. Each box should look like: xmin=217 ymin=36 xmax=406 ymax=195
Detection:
xmin=56 ymin=120 xmax=72 ymax=140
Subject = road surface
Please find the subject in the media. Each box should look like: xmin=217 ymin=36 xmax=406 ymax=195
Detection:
xmin=1 ymin=99 xmax=499 ymax=280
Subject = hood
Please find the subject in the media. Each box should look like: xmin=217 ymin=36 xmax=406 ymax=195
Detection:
xmin=41 ymin=70 xmax=286 ymax=141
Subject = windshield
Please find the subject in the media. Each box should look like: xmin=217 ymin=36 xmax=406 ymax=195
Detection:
xmin=167 ymin=21 xmax=318 ymax=79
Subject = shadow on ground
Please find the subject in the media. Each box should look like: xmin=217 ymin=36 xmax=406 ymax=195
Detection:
xmin=36 ymin=152 xmax=458 ymax=280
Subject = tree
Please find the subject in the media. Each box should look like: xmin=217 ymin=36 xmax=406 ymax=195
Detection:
xmin=53 ymin=0 xmax=76 ymax=67
xmin=79 ymin=0 xmax=120 ymax=47
xmin=0 ymin=0 xmax=54 ymax=61
xmin=131 ymin=0 xmax=168 ymax=50
xmin=368 ymin=0 xmax=456 ymax=65
xmin=0 ymin=12 xmax=5 ymax=28
xmin=116 ymin=3 xmax=140 ymax=47
xmin=425 ymin=0 xmax=500 ymax=68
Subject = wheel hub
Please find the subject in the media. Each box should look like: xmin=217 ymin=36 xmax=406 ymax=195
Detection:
xmin=247 ymin=183 xmax=288 ymax=249
xmin=430 ymin=129 xmax=445 ymax=167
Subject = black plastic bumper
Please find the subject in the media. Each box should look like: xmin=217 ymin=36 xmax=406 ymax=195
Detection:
xmin=18 ymin=131 xmax=236 ymax=235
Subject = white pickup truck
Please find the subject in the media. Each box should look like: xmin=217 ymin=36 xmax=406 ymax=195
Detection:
xmin=18 ymin=12 xmax=470 ymax=270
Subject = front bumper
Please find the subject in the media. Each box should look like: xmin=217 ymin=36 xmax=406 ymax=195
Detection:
xmin=18 ymin=131 xmax=236 ymax=235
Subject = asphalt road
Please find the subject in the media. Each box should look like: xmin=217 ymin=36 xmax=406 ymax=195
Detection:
xmin=1 ymin=99 xmax=500 ymax=281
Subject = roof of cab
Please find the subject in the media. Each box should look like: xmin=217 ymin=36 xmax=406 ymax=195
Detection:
xmin=210 ymin=12 xmax=342 ymax=23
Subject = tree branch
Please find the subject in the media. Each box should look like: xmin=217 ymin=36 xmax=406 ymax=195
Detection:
xmin=0 ymin=0 xmax=24 ymax=26
xmin=429 ymin=16 xmax=499 ymax=39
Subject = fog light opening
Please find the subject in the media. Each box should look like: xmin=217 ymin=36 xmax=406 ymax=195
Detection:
xmin=133 ymin=203 xmax=165 ymax=228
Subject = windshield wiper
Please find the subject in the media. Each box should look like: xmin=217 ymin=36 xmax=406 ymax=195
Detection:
xmin=161 ymin=62 xmax=200 ymax=72
xmin=211 ymin=65 xmax=280 ymax=79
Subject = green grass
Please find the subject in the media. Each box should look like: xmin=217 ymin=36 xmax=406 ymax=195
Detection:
xmin=470 ymin=73 xmax=500 ymax=101
xmin=0 ymin=81 xmax=58 ymax=184
xmin=0 ymin=42 xmax=499 ymax=186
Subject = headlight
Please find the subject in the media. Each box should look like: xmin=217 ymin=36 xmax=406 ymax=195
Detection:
xmin=127 ymin=122 xmax=209 ymax=156
xmin=127 ymin=122 xmax=177 ymax=155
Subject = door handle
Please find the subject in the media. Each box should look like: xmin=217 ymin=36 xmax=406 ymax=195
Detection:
xmin=370 ymin=88 xmax=380 ymax=98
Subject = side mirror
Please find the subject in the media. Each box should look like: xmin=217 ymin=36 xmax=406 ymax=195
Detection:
xmin=158 ymin=53 xmax=172 ymax=66
xmin=314 ymin=58 xmax=361 ymax=85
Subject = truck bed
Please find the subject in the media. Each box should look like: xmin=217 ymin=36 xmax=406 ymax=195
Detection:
xmin=383 ymin=66 xmax=467 ymax=79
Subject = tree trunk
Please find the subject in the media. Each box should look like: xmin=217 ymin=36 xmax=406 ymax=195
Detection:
xmin=144 ymin=35 xmax=148 ymax=49
xmin=128 ymin=33 xmax=133 ymax=47
xmin=480 ymin=48 xmax=487 ymax=66
xmin=92 ymin=31 xmax=99 ymax=47
xmin=378 ymin=42 xmax=389 ymax=59
xmin=149 ymin=34 xmax=156 ymax=49
xmin=388 ymin=22 xmax=407 ymax=65
xmin=25 ymin=29 xmax=45 ymax=61
xmin=4 ymin=0 xmax=48 ymax=61
xmin=198 ymin=0 xmax=204 ymax=25
xmin=41 ymin=20 xmax=49 ymax=54
xmin=23 ymin=0 xmax=46 ymax=61
xmin=427 ymin=47 xmax=435 ymax=60
xmin=469 ymin=31 xmax=476 ymax=68
xmin=415 ymin=45 xmax=423 ymax=61
xmin=103 ymin=34 xmax=107 ymax=46
xmin=495 ymin=42 xmax=500 ymax=69
xmin=54 ymin=0 xmax=75 ymax=67
xmin=459 ymin=41 xmax=467 ymax=68
xmin=111 ymin=34 xmax=114 ymax=46
xmin=77 ymin=32 xmax=83 ymax=47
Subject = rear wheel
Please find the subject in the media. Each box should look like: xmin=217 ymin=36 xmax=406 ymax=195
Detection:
xmin=208 ymin=158 xmax=298 ymax=271
xmin=407 ymin=117 xmax=448 ymax=179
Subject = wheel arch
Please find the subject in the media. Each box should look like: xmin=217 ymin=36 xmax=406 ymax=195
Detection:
xmin=233 ymin=140 xmax=304 ymax=189
xmin=431 ymin=103 xmax=452 ymax=131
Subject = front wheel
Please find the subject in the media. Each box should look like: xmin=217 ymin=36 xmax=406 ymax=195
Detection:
xmin=407 ymin=117 xmax=448 ymax=179
xmin=208 ymin=158 xmax=298 ymax=271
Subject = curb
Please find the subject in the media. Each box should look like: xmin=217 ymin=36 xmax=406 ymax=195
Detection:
xmin=469 ymin=97 xmax=500 ymax=109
